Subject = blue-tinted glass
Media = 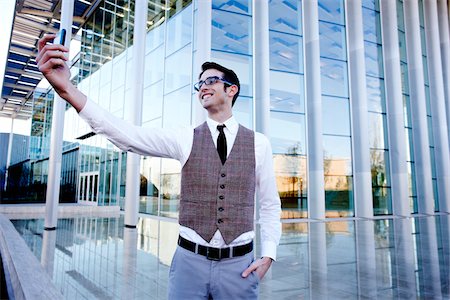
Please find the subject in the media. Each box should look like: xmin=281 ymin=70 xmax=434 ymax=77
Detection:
xmin=163 ymin=85 xmax=191 ymax=127
xmin=144 ymin=45 xmax=164 ymax=87
xmin=166 ymin=6 xmax=192 ymax=56
xmin=322 ymin=97 xmax=350 ymax=136
xmin=270 ymin=71 xmax=304 ymax=113
xmin=364 ymin=42 xmax=384 ymax=78
xmin=320 ymin=58 xmax=349 ymax=97
xmin=363 ymin=8 xmax=382 ymax=44
xmin=213 ymin=0 xmax=251 ymax=14
xmin=366 ymin=76 xmax=385 ymax=113
xmin=269 ymin=0 xmax=301 ymax=34
xmin=142 ymin=81 xmax=163 ymax=123
xmin=319 ymin=22 xmax=346 ymax=60
xmin=323 ymin=135 xmax=352 ymax=175
xmin=270 ymin=31 xmax=302 ymax=73
xmin=233 ymin=96 xmax=253 ymax=129
xmin=396 ymin=0 xmax=405 ymax=31
xmin=270 ymin=112 xmax=306 ymax=155
xmin=212 ymin=10 xmax=252 ymax=55
xmin=318 ymin=0 xmax=345 ymax=25
xmin=164 ymin=45 xmax=192 ymax=94
xmin=211 ymin=51 xmax=253 ymax=97
xmin=145 ymin=22 xmax=164 ymax=54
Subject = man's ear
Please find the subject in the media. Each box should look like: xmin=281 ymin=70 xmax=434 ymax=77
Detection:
xmin=227 ymin=85 xmax=238 ymax=98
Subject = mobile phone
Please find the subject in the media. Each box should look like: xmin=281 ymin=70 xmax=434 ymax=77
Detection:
xmin=53 ymin=29 xmax=66 ymax=45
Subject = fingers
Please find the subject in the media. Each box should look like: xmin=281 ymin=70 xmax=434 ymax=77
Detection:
xmin=36 ymin=34 xmax=69 ymax=63
xmin=241 ymin=262 xmax=258 ymax=278
xmin=37 ymin=50 xmax=68 ymax=73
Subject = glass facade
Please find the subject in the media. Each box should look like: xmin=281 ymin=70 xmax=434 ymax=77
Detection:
xmin=3 ymin=0 xmax=450 ymax=220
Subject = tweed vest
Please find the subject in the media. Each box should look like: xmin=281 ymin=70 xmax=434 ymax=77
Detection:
xmin=179 ymin=122 xmax=256 ymax=244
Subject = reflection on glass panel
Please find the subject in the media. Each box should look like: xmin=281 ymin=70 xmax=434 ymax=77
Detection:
xmin=362 ymin=8 xmax=381 ymax=44
xmin=364 ymin=42 xmax=384 ymax=78
xmin=368 ymin=112 xmax=386 ymax=149
xmin=274 ymin=152 xmax=307 ymax=219
xmin=142 ymin=81 xmax=164 ymax=123
xmin=160 ymin=158 xmax=181 ymax=218
xmin=324 ymin=175 xmax=353 ymax=217
xmin=213 ymin=0 xmax=251 ymax=14
xmin=269 ymin=0 xmax=301 ymax=34
xmin=366 ymin=77 xmax=385 ymax=113
xmin=169 ymin=0 xmax=193 ymax=18
xmin=370 ymin=150 xmax=389 ymax=186
xmin=320 ymin=58 xmax=348 ymax=97
xmin=212 ymin=9 xmax=252 ymax=55
xmin=163 ymin=85 xmax=191 ymax=127
xmin=323 ymin=135 xmax=352 ymax=175
xmin=211 ymin=51 xmax=252 ymax=97
xmin=373 ymin=187 xmax=391 ymax=215
xmin=269 ymin=31 xmax=302 ymax=73
xmin=319 ymin=22 xmax=346 ymax=60
xmin=270 ymin=112 xmax=306 ymax=155
xmin=270 ymin=71 xmax=304 ymax=113
xmin=318 ymin=0 xmax=345 ymax=25
xmin=144 ymin=45 xmax=165 ymax=87
xmin=322 ymin=96 xmax=350 ymax=136
xmin=146 ymin=14 xmax=165 ymax=53
xmin=164 ymin=45 xmax=192 ymax=94
xmin=166 ymin=4 xmax=192 ymax=56
xmin=233 ymin=96 xmax=253 ymax=129
xmin=139 ymin=154 xmax=161 ymax=216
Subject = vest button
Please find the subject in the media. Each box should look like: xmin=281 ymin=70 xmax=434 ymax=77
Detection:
xmin=218 ymin=207 xmax=224 ymax=212
xmin=217 ymin=219 xmax=223 ymax=224
xmin=219 ymin=195 xmax=224 ymax=200
xmin=220 ymin=184 xmax=225 ymax=189
xmin=221 ymin=173 xmax=226 ymax=177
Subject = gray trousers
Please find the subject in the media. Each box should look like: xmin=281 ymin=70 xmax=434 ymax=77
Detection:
xmin=168 ymin=246 xmax=260 ymax=299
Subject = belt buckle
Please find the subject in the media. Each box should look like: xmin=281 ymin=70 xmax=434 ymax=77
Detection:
xmin=206 ymin=247 xmax=220 ymax=261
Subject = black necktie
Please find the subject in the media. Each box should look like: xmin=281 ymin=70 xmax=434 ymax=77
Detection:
xmin=217 ymin=125 xmax=227 ymax=165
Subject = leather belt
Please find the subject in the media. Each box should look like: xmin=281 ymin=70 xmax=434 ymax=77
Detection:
xmin=177 ymin=236 xmax=253 ymax=261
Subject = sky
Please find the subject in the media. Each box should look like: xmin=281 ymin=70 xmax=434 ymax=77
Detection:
xmin=0 ymin=0 xmax=32 ymax=135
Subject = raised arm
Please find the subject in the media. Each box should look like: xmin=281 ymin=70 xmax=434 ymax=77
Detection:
xmin=36 ymin=34 xmax=87 ymax=112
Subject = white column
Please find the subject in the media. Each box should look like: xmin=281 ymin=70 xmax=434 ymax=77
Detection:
xmin=437 ymin=0 xmax=450 ymax=147
xmin=3 ymin=118 xmax=14 ymax=191
xmin=44 ymin=0 xmax=74 ymax=230
xmin=403 ymin=1 xmax=434 ymax=214
xmin=303 ymin=0 xmax=325 ymax=219
xmin=192 ymin=0 xmax=212 ymax=126
xmin=423 ymin=0 xmax=450 ymax=212
xmin=124 ymin=0 xmax=148 ymax=227
xmin=379 ymin=0 xmax=410 ymax=216
xmin=41 ymin=229 xmax=57 ymax=277
xmin=253 ymin=0 xmax=270 ymax=136
xmin=346 ymin=0 xmax=373 ymax=218
xmin=122 ymin=227 xmax=138 ymax=299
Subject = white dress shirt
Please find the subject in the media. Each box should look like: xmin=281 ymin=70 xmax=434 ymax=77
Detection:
xmin=79 ymin=100 xmax=281 ymax=260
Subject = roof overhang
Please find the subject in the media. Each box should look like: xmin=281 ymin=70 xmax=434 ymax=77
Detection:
xmin=1 ymin=0 xmax=100 ymax=120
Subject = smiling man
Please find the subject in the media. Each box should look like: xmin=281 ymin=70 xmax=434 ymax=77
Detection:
xmin=37 ymin=35 xmax=281 ymax=299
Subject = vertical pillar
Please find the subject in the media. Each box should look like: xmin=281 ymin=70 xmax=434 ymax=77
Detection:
xmin=423 ymin=0 xmax=450 ymax=212
xmin=437 ymin=0 xmax=450 ymax=147
xmin=44 ymin=0 xmax=74 ymax=230
xmin=192 ymin=0 xmax=212 ymax=126
xmin=122 ymin=227 xmax=138 ymax=299
xmin=41 ymin=229 xmax=57 ymax=277
xmin=3 ymin=117 xmax=14 ymax=191
xmin=346 ymin=0 xmax=373 ymax=218
xmin=303 ymin=0 xmax=325 ymax=219
xmin=379 ymin=0 xmax=410 ymax=216
xmin=403 ymin=1 xmax=434 ymax=214
xmin=309 ymin=222 xmax=327 ymax=298
xmin=124 ymin=0 xmax=148 ymax=227
xmin=253 ymin=0 xmax=270 ymax=136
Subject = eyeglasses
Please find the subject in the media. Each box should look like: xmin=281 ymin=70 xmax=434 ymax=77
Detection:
xmin=194 ymin=76 xmax=234 ymax=91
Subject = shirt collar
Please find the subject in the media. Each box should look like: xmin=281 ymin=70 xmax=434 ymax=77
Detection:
xmin=206 ymin=115 xmax=239 ymax=135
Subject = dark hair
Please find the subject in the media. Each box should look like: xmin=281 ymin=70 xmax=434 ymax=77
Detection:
xmin=199 ymin=62 xmax=240 ymax=106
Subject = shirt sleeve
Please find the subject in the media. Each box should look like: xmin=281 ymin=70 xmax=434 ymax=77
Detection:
xmin=78 ymin=99 xmax=192 ymax=163
xmin=255 ymin=133 xmax=282 ymax=261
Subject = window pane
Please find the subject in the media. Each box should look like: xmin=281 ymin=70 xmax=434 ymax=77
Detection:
xmin=270 ymin=31 xmax=303 ymax=73
xmin=322 ymin=96 xmax=350 ymax=136
xmin=270 ymin=71 xmax=304 ymax=113
xmin=212 ymin=10 xmax=252 ymax=55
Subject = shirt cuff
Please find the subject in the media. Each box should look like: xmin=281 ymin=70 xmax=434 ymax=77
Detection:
xmin=260 ymin=240 xmax=278 ymax=261
xmin=78 ymin=98 xmax=96 ymax=119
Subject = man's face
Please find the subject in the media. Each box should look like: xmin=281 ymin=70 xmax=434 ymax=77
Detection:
xmin=197 ymin=69 xmax=232 ymax=111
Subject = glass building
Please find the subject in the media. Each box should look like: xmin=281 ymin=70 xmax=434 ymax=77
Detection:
xmin=3 ymin=0 xmax=450 ymax=221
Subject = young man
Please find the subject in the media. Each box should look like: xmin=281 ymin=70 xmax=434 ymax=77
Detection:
xmin=37 ymin=34 xmax=281 ymax=299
